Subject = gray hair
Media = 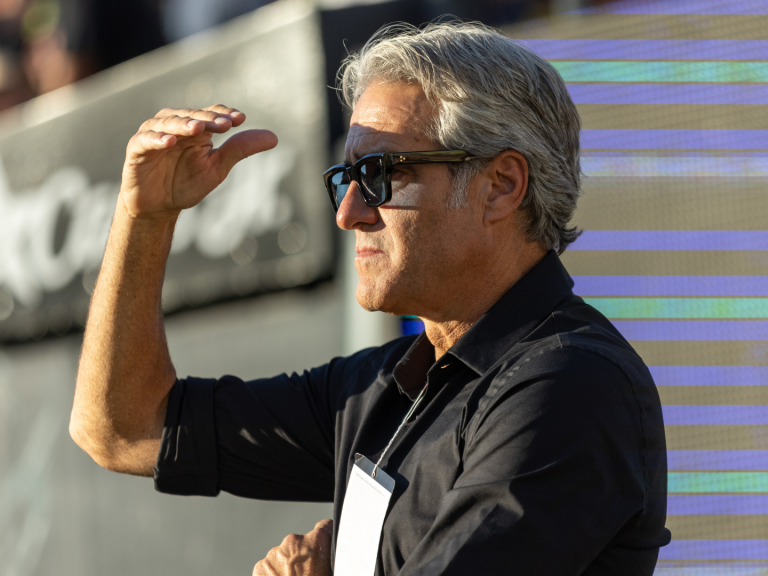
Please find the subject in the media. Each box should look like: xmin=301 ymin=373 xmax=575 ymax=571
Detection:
xmin=338 ymin=21 xmax=582 ymax=253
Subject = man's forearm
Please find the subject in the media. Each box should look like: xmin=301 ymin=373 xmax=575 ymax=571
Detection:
xmin=70 ymin=199 xmax=178 ymax=476
xmin=69 ymin=104 xmax=275 ymax=475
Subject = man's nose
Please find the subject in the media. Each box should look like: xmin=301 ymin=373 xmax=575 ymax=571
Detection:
xmin=336 ymin=181 xmax=379 ymax=230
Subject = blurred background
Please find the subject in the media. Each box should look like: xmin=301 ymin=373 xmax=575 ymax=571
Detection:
xmin=1 ymin=0 xmax=767 ymax=574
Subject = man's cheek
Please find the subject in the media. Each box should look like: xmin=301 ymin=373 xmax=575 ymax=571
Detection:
xmin=386 ymin=183 xmax=421 ymax=208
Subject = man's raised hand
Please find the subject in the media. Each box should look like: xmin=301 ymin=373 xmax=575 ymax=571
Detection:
xmin=120 ymin=104 xmax=278 ymax=219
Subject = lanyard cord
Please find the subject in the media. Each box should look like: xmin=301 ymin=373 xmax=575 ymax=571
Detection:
xmin=372 ymin=384 xmax=429 ymax=478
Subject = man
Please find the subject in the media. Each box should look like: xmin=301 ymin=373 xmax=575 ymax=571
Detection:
xmin=70 ymin=21 xmax=670 ymax=575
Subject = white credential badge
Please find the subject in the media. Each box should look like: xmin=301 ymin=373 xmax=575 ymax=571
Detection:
xmin=334 ymin=384 xmax=429 ymax=576
xmin=334 ymin=454 xmax=395 ymax=576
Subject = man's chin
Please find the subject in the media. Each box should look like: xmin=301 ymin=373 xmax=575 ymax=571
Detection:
xmin=355 ymin=281 xmax=395 ymax=313
xmin=355 ymin=289 xmax=385 ymax=312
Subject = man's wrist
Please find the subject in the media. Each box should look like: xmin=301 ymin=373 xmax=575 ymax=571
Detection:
xmin=115 ymin=193 xmax=181 ymax=235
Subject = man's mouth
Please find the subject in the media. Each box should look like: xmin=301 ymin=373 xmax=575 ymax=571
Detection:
xmin=356 ymin=246 xmax=384 ymax=258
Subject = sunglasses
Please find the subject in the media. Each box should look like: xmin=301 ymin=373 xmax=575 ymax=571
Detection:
xmin=322 ymin=150 xmax=476 ymax=212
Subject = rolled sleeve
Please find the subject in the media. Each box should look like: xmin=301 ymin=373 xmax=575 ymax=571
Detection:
xmin=154 ymin=377 xmax=219 ymax=496
xmin=153 ymin=364 xmax=338 ymax=502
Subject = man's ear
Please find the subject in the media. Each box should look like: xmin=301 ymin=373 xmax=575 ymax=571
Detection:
xmin=483 ymin=150 xmax=528 ymax=225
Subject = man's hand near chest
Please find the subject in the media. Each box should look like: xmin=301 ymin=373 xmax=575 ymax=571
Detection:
xmin=253 ymin=520 xmax=333 ymax=576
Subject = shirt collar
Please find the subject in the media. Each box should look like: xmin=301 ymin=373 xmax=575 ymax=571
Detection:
xmin=391 ymin=251 xmax=574 ymax=396
xmin=393 ymin=332 xmax=436 ymax=398
xmin=448 ymin=250 xmax=574 ymax=375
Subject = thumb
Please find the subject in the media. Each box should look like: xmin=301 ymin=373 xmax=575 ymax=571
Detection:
xmin=215 ymin=129 xmax=278 ymax=177
xmin=308 ymin=519 xmax=333 ymax=550
xmin=313 ymin=519 xmax=333 ymax=537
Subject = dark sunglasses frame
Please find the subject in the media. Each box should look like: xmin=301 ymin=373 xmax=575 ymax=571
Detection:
xmin=322 ymin=150 xmax=476 ymax=212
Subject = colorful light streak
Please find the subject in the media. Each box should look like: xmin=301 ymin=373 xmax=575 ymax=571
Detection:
xmin=574 ymin=277 xmax=768 ymax=297
xmin=581 ymin=130 xmax=768 ymax=151
xmin=567 ymin=83 xmax=768 ymax=105
xmin=584 ymin=298 xmax=768 ymax=319
xmin=649 ymin=367 xmax=768 ymax=386
xmin=552 ymin=61 xmax=768 ymax=84
xmin=523 ymin=39 xmax=768 ymax=60
xmin=669 ymin=472 xmax=768 ymax=493
xmin=613 ymin=320 xmax=768 ymax=340
xmin=668 ymin=495 xmax=768 ymax=515
xmin=655 ymin=567 xmax=768 ymax=575
xmin=581 ymin=153 xmax=768 ymax=176
xmin=572 ymin=231 xmax=768 ymax=251
xmin=669 ymin=450 xmax=768 ymax=470
xmin=573 ymin=0 xmax=768 ymax=16
xmin=659 ymin=540 xmax=768 ymax=561
xmin=664 ymin=406 xmax=768 ymax=425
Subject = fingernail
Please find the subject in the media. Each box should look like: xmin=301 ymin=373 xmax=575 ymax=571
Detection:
xmin=232 ymin=110 xmax=244 ymax=117
xmin=187 ymin=119 xmax=201 ymax=128
xmin=162 ymin=134 xmax=173 ymax=143
xmin=214 ymin=117 xmax=229 ymax=125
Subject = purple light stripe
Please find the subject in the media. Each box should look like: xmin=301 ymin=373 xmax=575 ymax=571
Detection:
xmin=571 ymin=0 xmax=768 ymax=15
xmin=571 ymin=231 xmax=768 ymax=251
xmin=663 ymin=405 xmax=768 ymax=425
xmin=522 ymin=40 xmax=768 ymax=61
xmin=584 ymin=150 xmax=768 ymax=157
xmin=668 ymin=451 xmax=768 ymax=471
xmin=669 ymin=495 xmax=768 ymax=515
xmin=582 ymin=129 xmax=768 ymax=151
xmin=614 ymin=320 xmax=768 ymax=341
xmin=655 ymin=566 xmax=768 ymax=575
xmin=659 ymin=540 xmax=768 ymax=561
xmin=573 ymin=276 xmax=768 ymax=297
xmin=650 ymin=367 xmax=768 ymax=386
xmin=567 ymin=84 xmax=768 ymax=105
xmin=581 ymin=153 xmax=768 ymax=177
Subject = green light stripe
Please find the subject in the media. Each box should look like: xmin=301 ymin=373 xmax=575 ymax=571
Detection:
xmin=584 ymin=298 xmax=768 ymax=319
xmin=551 ymin=61 xmax=768 ymax=83
xmin=670 ymin=472 xmax=768 ymax=493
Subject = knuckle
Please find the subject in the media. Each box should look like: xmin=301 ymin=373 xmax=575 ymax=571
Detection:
xmin=315 ymin=519 xmax=332 ymax=530
xmin=266 ymin=545 xmax=282 ymax=562
xmin=127 ymin=133 xmax=150 ymax=154
xmin=281 ymin=533 xmax=300 ymax=548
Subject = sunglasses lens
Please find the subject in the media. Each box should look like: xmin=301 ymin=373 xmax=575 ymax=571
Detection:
xmin=330 ymin=170 xmax=350 ymax=208
xmin=359 ymin=160 xmax=387 ymax=205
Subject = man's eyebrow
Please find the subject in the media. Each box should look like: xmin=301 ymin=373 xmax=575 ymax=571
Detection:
xmin=346 ymin=145 xmax=399 ymax=164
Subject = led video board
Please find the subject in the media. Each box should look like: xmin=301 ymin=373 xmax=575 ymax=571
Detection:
xmin=509 ymin=0 xmax=768 ymax=571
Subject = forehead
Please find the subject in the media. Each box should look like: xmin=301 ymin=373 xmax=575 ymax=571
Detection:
xmin=346 ymin=81 xmax=437 ymax=162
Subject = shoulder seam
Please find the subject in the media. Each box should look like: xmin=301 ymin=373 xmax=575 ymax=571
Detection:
xmin=552 ymin=312 xmax=563 ymax=349
xmin=465 ymin=342 xmax=561 ymax=446
xmin=558 ymin=341 xmax=652 ymax=509
xmin=464 ymin=343 xmax=651 ymax=512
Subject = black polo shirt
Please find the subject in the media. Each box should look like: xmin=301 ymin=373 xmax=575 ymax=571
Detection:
xmin=155 ymin=251 xmax=671 ymax=575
